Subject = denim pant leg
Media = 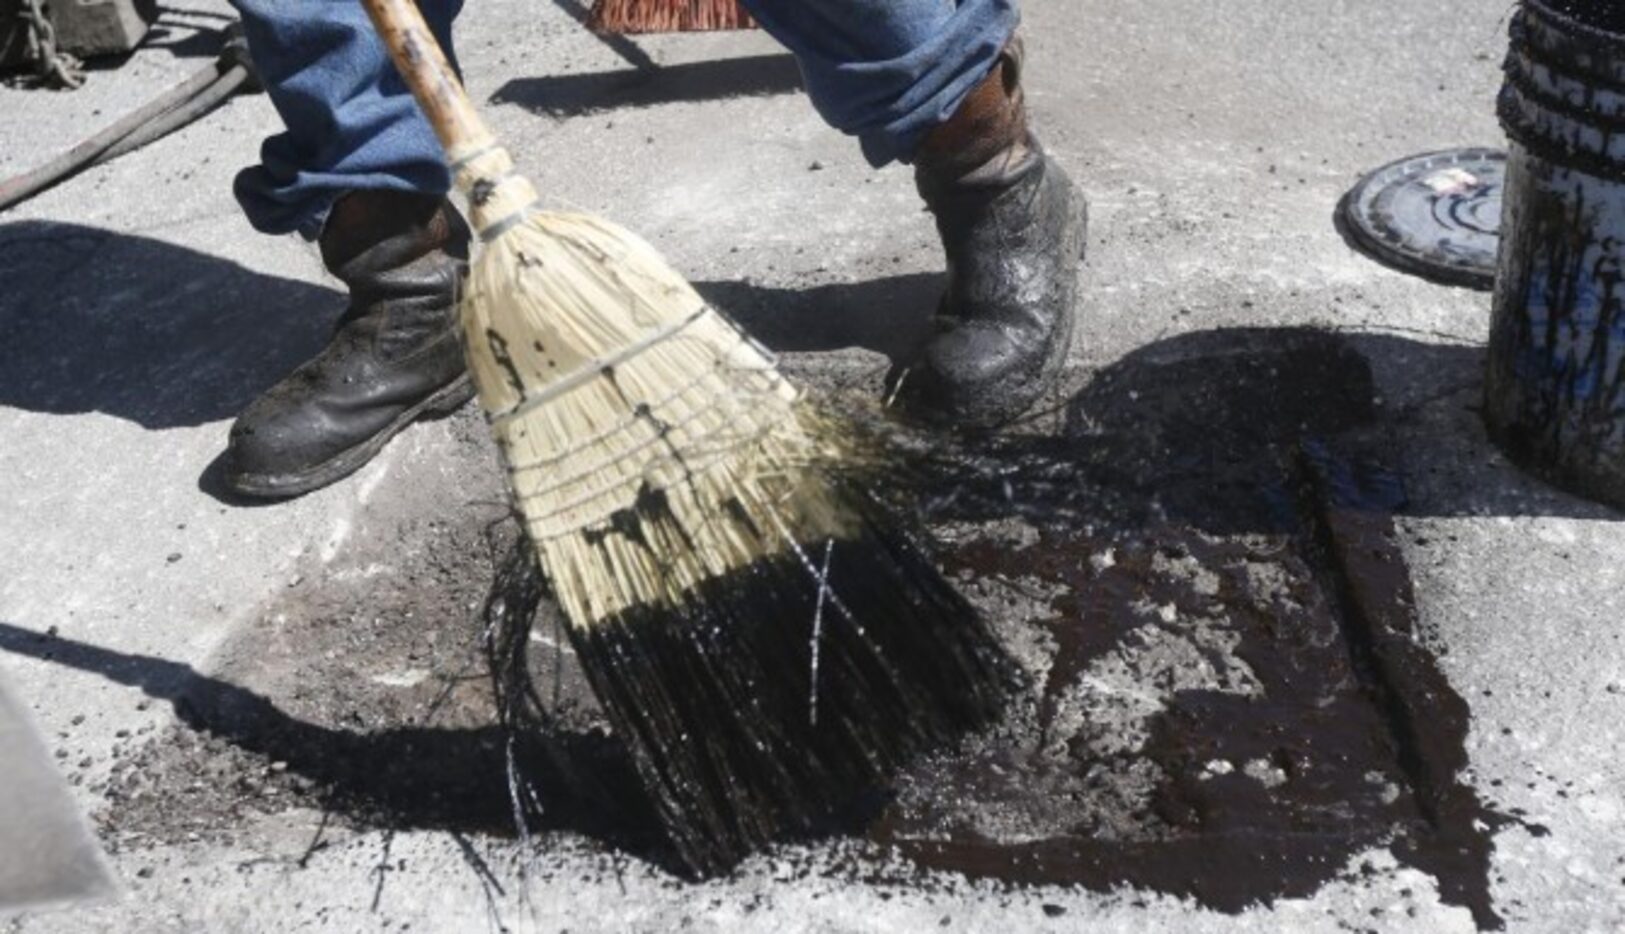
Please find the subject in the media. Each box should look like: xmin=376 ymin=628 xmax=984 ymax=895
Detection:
xmin=739 ymin=0 xmax=1019 ymax=167
xmin=229 ymin=0 xmax=465 ymax=237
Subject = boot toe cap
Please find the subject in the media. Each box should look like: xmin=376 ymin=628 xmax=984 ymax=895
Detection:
xmin=225 ymin=397 xmax=349 ymax=494
xmin=894 ymin=323 xmax=1052 ymax=430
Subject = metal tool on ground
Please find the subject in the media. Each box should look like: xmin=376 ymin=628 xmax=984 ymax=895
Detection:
xmin=1486 ymin=0 xmax=1625 ymax=510
xmin=0 ymin=25 xmax=258 ymax=213
xmin=0 ymin=672 xmax=115 ymax=917
xmin=587 ymin=0 xmax=756 ymax=33
xmin=361 ymin=0 xmax=1009 ymax=875
xmin=3 ymin=0 xmax=81 ymax=87
xmin=4 ymin=0 xmax=159 ymax=88
xmin=1340 ymin=148 xmax=1505 ymax=291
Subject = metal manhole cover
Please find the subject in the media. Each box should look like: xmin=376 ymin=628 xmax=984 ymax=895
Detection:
xmin=1341 ymin=148 xmax=1505 ymax=290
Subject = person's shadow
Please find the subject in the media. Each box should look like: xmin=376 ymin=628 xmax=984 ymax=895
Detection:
xmin=0 ymin=221 xmax=940 ymax=431
xmin=696 ymin=274 xmax=939 ymax=361
xmin=490 ymin=54 xmax=804 ymax=120
xmin=0 ymin=619 xmax=675 ymax=868
xmin=0 ymin=220 xmax=341 ymax=430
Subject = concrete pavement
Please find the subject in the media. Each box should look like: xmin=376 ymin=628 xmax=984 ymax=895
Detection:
xmin=3 ymin=1 xmax=1623 ymax=930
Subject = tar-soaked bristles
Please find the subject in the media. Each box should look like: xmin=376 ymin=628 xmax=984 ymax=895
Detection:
xmin=455 ymin=147 xmax=1010 ymax=873
xmin=486 ymin=494 xmax=1009 ymax=873
xmin=587 ymin=0 xmax=756 ymax=34
xmin=572 ymin=486 xmax=1006 ymax=873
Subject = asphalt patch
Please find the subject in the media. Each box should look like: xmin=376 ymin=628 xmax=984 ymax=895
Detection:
xmin=76 ymin=329 xmax=1511 ymax=927
xmin=876 ymin=328 xmax=1509 ymax=929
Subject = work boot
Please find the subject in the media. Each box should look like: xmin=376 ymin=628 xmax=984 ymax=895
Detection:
xmin=224 ymin=190 xmax=476 ymax=499
xmin=892 ymin=37 xmax=1088 ymax=431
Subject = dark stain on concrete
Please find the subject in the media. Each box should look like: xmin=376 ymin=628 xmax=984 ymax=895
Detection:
xmin=870 ymin=328 xmax=1510 ymax=929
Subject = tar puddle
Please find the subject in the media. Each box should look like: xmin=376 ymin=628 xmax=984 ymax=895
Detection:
xmin=29 ymin=327 xmax=1520 ymax=929
xmin=869 ymin=328 xmax=1516 ymax=929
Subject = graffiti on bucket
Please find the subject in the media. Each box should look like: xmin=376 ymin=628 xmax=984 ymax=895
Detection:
xmin=1514 ymin=240 xmax=1625 ymax=405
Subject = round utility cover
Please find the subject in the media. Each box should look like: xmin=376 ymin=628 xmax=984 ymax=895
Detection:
xmin=1341 ymin=148 xmax=1505 ymax=290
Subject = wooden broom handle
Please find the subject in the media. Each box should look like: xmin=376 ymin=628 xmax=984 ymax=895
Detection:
xmin=360 ymin=0 xmax=497 ymax=162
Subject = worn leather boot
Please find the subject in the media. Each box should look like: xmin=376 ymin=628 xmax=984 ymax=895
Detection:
xmin=224 ymin=190 xmax=476 ymax=499
xmin=892 ymin=37 xmax=1088 ymax=431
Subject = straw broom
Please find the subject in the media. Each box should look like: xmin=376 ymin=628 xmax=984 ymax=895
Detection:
xmin=361 ymin=0 xmax=1010 ymax=875
xmin=587 ymin=0 xmax=756 ymax=34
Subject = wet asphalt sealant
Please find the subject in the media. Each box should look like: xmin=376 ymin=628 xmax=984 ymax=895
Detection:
xmin=871 ymin=327 xmax=1515 ymax=929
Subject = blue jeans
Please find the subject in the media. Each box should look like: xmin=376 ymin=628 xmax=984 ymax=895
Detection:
xmin=230 ymin=0 xmax=1019 ymax=236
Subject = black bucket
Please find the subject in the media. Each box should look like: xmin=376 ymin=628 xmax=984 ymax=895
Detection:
xmin=1486 ymin=0 xmax=1625 ymax=508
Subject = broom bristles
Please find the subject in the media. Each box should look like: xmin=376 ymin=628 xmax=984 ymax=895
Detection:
xmin=587 ymin=0 xmax=756 ymax=34
xmin=569 ymin=495 xmax=1008 ymax=873
xmin=462 ymin=169 xmax=851 ymax=628
xmin=456 ymin=146 xmax=1010 ymax=872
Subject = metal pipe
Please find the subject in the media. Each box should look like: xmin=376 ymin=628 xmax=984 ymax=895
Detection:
xmin=0 ymin=27 xmax=256 ymax=213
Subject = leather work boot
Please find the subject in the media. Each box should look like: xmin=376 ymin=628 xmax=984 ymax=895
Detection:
xmin=224 ymin=190 xmax=476 ymax=499
xmin=892 ymin=37 xmax=1088 ymax=431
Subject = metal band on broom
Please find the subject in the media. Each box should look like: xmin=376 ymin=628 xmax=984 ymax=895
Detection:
xmin=360 ymin=0 xmax=1010 ymax=875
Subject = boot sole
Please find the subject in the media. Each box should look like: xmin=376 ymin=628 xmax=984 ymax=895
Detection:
xmin=224 ymin=374 xmax=478 ymax=501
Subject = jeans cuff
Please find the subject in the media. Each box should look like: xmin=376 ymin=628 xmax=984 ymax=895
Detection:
xmin=296 ymin=192 xmax=343 ymax=242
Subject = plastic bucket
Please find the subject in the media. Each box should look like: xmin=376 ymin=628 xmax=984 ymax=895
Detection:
xmin=1486 ymin=0 xmax=1625 ymax=508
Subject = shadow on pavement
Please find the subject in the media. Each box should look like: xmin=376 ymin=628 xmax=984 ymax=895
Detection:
xmin=0 ymin=221 xmax=340 ymax=430
xmin=1059 ymin=326 xmax=1620 ymax=526
xmin=696 ymin=273 xmax=938 ymax=362
xmin=490 ymin=54 xmax=802 ymax=118
xmin=0 ymin=620 xmax=677 ymax=870
xmin=725 ymin=301 xmax=1617 ymax=525
xmin=134 ymin=11 xmax=236 ymax=62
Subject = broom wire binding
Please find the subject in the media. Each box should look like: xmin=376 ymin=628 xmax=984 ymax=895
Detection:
xmin=504 ymin=347 xmax=769 ymax=478
xmin=490 ymin=306 xmax=713 ymax=424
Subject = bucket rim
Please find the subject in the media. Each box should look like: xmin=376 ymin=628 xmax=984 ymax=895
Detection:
xmin=1524 ymin=0 xmax=1625 ymax=46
